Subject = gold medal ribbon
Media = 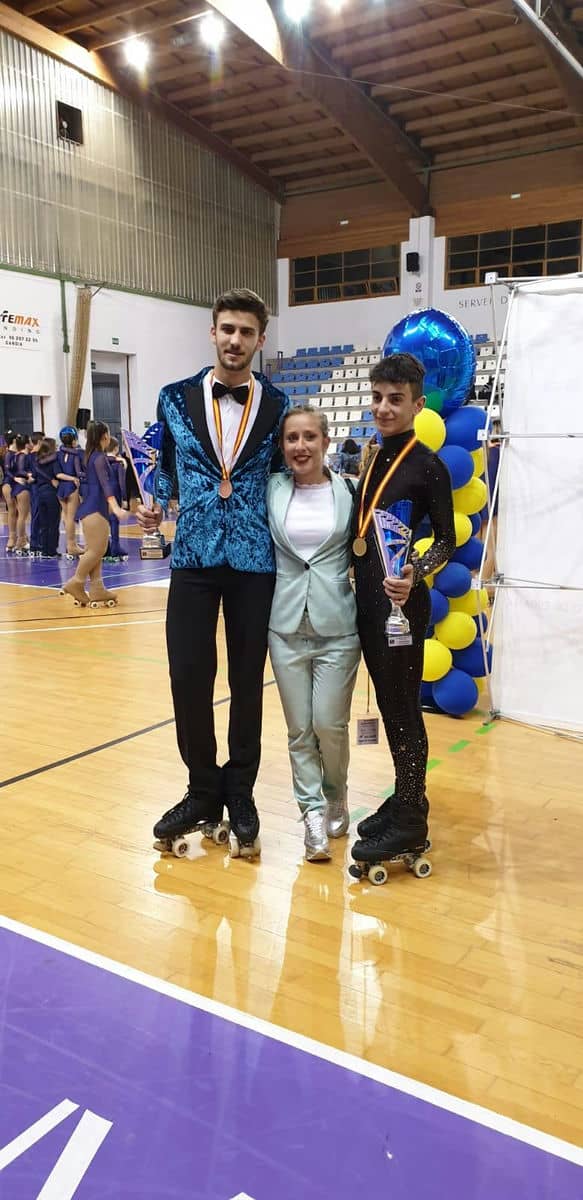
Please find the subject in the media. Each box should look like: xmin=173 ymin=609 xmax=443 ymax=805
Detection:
xmin=211 ymin=374 xmax=255 ymax=485
xmin=356 ymin=434 xmax=418 ymax=543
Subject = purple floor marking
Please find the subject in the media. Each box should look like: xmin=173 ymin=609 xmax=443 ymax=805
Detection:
xmin=0 ymin=530 xmax=171 ymax=590
xmin=0 ymin=925 xmax=581 ymax=1199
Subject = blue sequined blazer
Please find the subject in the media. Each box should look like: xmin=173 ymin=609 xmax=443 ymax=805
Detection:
xmin=154 ymin=367 xmax=289 ymax=572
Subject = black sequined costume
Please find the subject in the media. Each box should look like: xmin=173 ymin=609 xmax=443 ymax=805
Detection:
xmin=353 ymin=430 xmax=456 ymax=809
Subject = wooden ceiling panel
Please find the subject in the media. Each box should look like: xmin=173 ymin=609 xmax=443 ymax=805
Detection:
xmin=251 ymin=134 xmax=352 ymax=163
xmin=358 ymin=23 xmax=529 ymax=82
xmin=371 ymin=46 xmax=541 ymax=101
xmin=388 ymin=66 xmax=554 ymax=118
xmin=422 ymin=109 xmax=572 ymax=149
xmin=404 ymin=87 xmax=564 ymax=133
xmin=333 ymin=1 xmax=516 ymax=68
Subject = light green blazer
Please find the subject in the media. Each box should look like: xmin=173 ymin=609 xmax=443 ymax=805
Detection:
xmin=267 ymin=470 xmax=358 ymax=637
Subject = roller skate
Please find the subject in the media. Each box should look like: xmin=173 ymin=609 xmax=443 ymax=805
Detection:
xmin=60 ymin=578 xmax=90 ymax=606
xmin=227 ymin=795 xmax=261 ymax=860
xmin=357 ymin=794 xmax=429 ymax=841
xmin=88 ymin=585 xmax=118 ymax=608
xmin=65 ymin=546 xmax=83 ymax=561
xmin=153 ymin=791 xmax=230 ymax=859
xmin=14 ymin=544 xmax=30 ymax=557
xmin=349 ymin=803 xmax=432 ymax=887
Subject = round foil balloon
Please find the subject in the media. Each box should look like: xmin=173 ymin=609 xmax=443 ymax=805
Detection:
xmin=383 ymin=308 xmax=476 ymax=417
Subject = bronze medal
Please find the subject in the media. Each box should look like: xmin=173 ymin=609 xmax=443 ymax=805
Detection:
xmin=352 ymin=536 xmax=368 ymax=557
xmin=219 ymin=478 xmax=233 ymax=500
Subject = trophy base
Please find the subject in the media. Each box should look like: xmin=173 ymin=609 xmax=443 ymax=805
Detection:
xmin=140 ymin=533 xmax=171 ymax=560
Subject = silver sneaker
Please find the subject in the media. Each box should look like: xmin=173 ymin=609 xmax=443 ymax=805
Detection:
xmin=326 ymin=797 xmax=350 ymax=839
xmin=304 ymin=809 xmax=331 ymax=862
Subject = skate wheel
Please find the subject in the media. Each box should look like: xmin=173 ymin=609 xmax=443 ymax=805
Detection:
xmin=106 ymin=599 xmax=117 ymax=607
xmin=368 ymin=864 xmax=388 ymax=886
xmin=172 ymin=837 xmax=189 ymax=857
xmin=74 ymin=599 xmax=84 ymax=607
xmin=413 ymin=857 xmax=432 ymax=879
xmin=348 ymin=864 xmax=364 ymax=881
xmin=213 ymin=823 xmax=230 ymax=846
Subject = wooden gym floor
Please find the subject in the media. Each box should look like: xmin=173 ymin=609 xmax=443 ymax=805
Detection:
xmin=1 ymin=537 xmax=583 ymax=1153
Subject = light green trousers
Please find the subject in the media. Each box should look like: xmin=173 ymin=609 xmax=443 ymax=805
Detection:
xmin=269 ymin=613 xmax=361 ymax=815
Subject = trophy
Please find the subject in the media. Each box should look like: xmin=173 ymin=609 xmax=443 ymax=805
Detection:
xmin=122 ymin=424 xmax=171 ymax=560
xmin=372 ymin=499 xmax=413 ymax=647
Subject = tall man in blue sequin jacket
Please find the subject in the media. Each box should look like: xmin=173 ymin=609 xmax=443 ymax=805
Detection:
xmin=137 ymin=289 xmax=288 ymax=857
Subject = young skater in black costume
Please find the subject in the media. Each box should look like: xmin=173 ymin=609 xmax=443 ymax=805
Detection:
xmin=350 ymin=353 xmax=456 ymax=872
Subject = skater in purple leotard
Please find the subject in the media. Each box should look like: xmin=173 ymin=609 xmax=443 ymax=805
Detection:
xmin=62 ymin=422 xmax=128 ymax=607
xmin=11 ymin=434 xmax=32 ymax=554
xmin=56 ymin=427 xmax=84 ymax=558
xmin=1 ymin=431 xmax=18 ymax=553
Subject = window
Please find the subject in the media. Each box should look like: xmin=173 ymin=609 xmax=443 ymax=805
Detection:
xmin=290 ymin=244 xmax=400 ymax=306
xmin=445 ymin=220 xmax=582 ymax=289
xmin=56 ymin=101 xmax=84 ymax=146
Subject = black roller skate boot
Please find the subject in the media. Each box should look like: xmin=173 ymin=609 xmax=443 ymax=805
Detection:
xmin=153 ymin=791 xmax=229 ymax=859
xmin=350 ymin=802 xmax=432 ymax=887
xmin=227 ymin=795 xmax=261 ymax=860
xmin=357 ymin=793 xmax=429 ymax=841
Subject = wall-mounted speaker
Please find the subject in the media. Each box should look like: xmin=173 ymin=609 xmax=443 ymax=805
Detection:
xmin=406 ymin=251 xmax=420 ymax=273
xmin=76 ymin=408 xmax=91 ymax=430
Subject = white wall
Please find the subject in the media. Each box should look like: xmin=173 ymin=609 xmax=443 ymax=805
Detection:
xmin=0 ymin=268 xmax=279 ymax=435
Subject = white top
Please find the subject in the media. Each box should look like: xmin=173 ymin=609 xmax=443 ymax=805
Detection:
xmin=285 ymin=480 xmax=334 ymax=561
xmin=203 ymin=369 xmax=262 ymax=471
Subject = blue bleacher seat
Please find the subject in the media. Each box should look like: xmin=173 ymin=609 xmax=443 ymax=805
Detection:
xmin=296 ymin=348 xmax=306 ymax=356
xmin=319 ymin=346 xmax=330 ymax=354
xmin=342 ymin=344 xmax=354 ymax=353
xmin=308 ymin=384 xmax=319 ymax=395
xmin=331 ymin=344 xmax=341 ymax=353
xmin=308 ymin=346 xmax=318 ymax=355
xmin=271 ymin=373 xmax=282 ymax=383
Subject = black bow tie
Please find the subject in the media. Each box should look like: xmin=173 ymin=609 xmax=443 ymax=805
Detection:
xmin=212 ymin=380 xmax=250 ymax=405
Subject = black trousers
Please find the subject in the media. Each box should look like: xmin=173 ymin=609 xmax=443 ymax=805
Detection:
xmin=166 ymin=566 xmax=275 ymax=805
xmin=38 ymin=485 xmax=61 ymax=556
xmin=357 ymin=583 xmax=431 ymax=808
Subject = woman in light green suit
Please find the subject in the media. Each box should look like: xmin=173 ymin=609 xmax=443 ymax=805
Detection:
xmin=267 ymin=406 xmax=361 ymax=863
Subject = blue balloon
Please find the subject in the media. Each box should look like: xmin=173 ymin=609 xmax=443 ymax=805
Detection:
xmin=452 ymin=536 xmax=483 ymax=572
xmin=383 ymin=308 xmax=476 ymax=417
xmin=429 ymin=587 xmax=449 ymax=625
xmin=445 ymin=406 xmax=487 ymax=451
xmin=453 ymin=638 xmax=493 ymax=678
xmin=470 ymin=513 xmax=482 ymax=536
xmin=432 ymin=668 xmax=479 ymax=716
xmin=438 ymin=445 xmax=474 ymax=490
xmin=434 ymin=561 xmax=472 ymax=598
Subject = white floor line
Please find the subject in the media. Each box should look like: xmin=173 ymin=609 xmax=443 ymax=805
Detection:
xmin=0 ymin=617 xmax=164 ymax=635
xmin=1 ymin=914 xmax=582 ymax=1168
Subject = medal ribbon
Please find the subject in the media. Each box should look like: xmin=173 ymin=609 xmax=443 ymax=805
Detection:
xmin=357 ymin=435 xmax=418 ymax=542
xmin=211 ymin=374 xmax=255 ymax=482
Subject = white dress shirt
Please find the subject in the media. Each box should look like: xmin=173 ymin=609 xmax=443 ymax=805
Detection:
xmin=285 ymin=480 xmax=334 ymax=561
xmin=203 ymin=369 xmax=262 ymax=471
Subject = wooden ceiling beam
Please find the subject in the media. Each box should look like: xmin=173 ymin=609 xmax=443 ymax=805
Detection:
xmin=511 ymin=0 xmax=583 ymax=123
xmin=270 ymin=151 xmax=368 ymax=177
xmin=357 ymin=23 xmax=526 ymax=80
xmin=275 ymin=27 xmax=428 ymax=211
xmin=186 ymin=87 xmax=299 ymax=118
xmin=232 ymin=114 xmax=331 ymax=145
xmin=166 ymin=63 xmax=282 ymax=104
xmin=251 ymin=134 xmax=353 ymax=163
xmin=53 ymin=0 xmax=200 ymax=36
xmin=371 ymin=46 xmax=540 ymax=99
xmin=211 ymin=100 xmax=316 ymax=132
xmin=389 ymin=65 xmax=552 ymax=116
xmin=332 ymin=1 xmax=514 ymax=66
xmin=405 ymin=87 xmax=563 ymax=132
xmin=309 ymin=0 xmax=462 ymax=41
xmin=433 ymin=125 xmax=583 ymax=163
xmin=284 ymin=168 xmax=382 ymax=193
xmin=87 ymin=8 xmax=214 ymax=50
xmin=423 ymin=109 xmax=571 ymax=147
xmin=0 ymin=0 xmax=116 ymax=83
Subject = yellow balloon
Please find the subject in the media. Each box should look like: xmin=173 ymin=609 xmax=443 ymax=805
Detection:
xmin=414 ymin=408 xmax=446 ymax=452
xmin=413 ymin=536 xmax=444 ymax=574
xmin=453 ymin=511 xmax=472 ymax=547
xmin=422 ymin=638 xmax=452 ymax=683
xmin=450 ymin=587 xmax=489 ymax=616
xmin=453 ymin=476 xmax=488 ymax=516
xmin=471 ymin=449 xmax=485 ymax=477
xmin=473 ymin=676 xmax=486 ymax=694
xmin=435 ymin=611 xmax=476 ymax=650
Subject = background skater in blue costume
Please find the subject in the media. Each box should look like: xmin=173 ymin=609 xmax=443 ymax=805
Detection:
xmin=62 ymin=421 xmax=128 ymax=608
xmin=138 ymin=288 xmax=288 ymax=861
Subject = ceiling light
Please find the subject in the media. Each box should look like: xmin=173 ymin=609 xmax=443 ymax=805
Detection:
xmin=284 ymin=0 xmax=311 ymax=22
xmin=199 ymin=12 xmax=226 ymax=49
xmin=511 ymin=192 xmax=521 ymax=199
xmin=339 ymin=219 xmax=349 ymax=226
xmin=124 ymin=38 xmax=150 ymax=70
xmin=327 ymin=0 xmax=345 ymax=10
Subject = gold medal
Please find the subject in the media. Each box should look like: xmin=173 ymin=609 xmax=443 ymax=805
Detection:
xmin=218 ymin=479 xmax=233 ymax=500
xmin=354 ymin=434 xmax=418 ymax=549
xmin=212 ymin=373 xmax=254 ymax=505
xmin=352 ymin=536 xmax=368 ymax=557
